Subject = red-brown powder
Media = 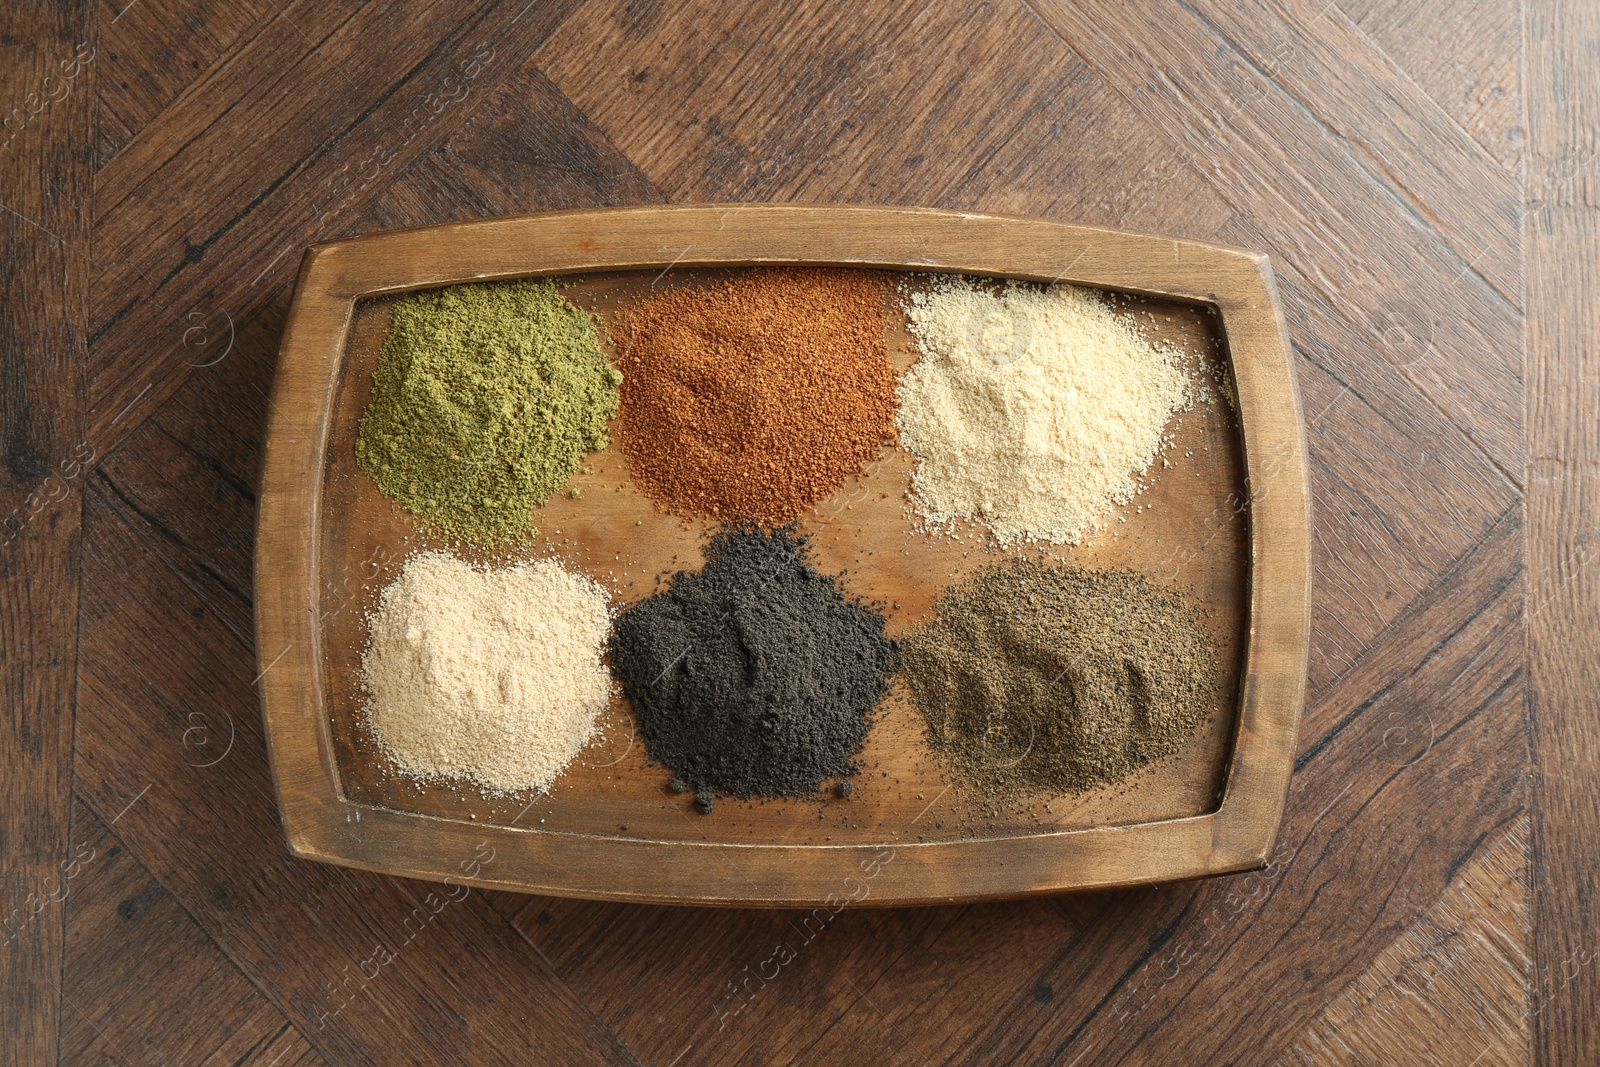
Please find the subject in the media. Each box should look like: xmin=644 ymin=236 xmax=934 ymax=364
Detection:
xmin=618 ymin=268 xmax=898 ymax=524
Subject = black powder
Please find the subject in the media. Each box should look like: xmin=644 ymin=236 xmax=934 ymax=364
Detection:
xmin=610 ymin=526 xmax=896 ymax=800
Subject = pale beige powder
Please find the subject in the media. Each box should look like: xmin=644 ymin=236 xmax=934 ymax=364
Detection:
xmin=361 ymin=551 xmax=612 ymax=795
xmin=898 ymin=277 xmax=1193 ymax=545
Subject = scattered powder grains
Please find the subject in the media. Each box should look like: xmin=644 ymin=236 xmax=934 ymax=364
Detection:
xmin=355 ymin=279 xmax=622 ymax=546
xmin=361 ymin=552 xmax=613 ymax=796
xmin=898 ymin=277 xmax=1194 ymax=545
xmin=609 ymin=526 xmax=897 ymax=801
xmin=900 ymin=562 xmax=1219 ymax=796
xmin=618 ymin=268 xmax=898 ymax=524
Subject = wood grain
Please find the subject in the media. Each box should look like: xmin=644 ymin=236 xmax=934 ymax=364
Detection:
xmin=1281 ymin=815 xmax=1530 ymax=1067
xmin=505 ymin=489 xmax=1523 ymax=1063
xmin=1258 ymin=265 xmax=1519 ymax=692
xmin=538 ymin=1 xmax=1076 ymax=203
xmin=255 ymin=206 xmax=1310 ymax=904
xmin=1027 ymin=0 xmax=1524 ymax=474
xmin=86 ymin=0 xmax=586 ymax=455
xmin=1526 ymin=0 xmax=1600 ymax=1061
xmin=397 ymin=63 xmax=666 ymax=221
xmin=881 ymin=504 xmax=1525 ymax=1064
xmin=75 ymin=445 xmax=641 ymax=1066
xmin=536 ymin=0 xmax=1237 ymax=239
xmin=1173 ymin=0 xmax=1521 ymax=303
xmin=0 ymin=0 xmax=1571 ymax=1058
xmin=93 ymin=0 xmax=279 ymax=168
xmin=59 ymin=797 xmax=325 ymax=1067
xmin=1338 ymin=0 xmax=1524 ymax=173
xmin=0 ymin=3 xmax=92 ymax=1062
xmin=322 ymin=274 xmax=1242 ymax=837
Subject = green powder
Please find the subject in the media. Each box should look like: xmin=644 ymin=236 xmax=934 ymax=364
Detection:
xmin=356 ymin=279 xmax=621 ymax=546
xmin=900 ymin=562 xmax=1219 ymax=797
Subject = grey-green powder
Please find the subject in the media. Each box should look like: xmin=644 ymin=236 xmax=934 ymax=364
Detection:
xmin=901 ymin=562 xmax=1219 ymax=797
xmin=356 ymin=279 xmax=622 ymax=546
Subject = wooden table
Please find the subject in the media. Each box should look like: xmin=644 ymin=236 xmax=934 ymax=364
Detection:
xmin=1 ymin=1 xmax=1591 ymax=1063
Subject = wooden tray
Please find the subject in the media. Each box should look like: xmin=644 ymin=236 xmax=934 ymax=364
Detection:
xmin=256 ymin=204 xmax=1309 ymax=906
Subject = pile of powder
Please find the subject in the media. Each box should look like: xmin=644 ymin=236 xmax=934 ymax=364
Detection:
xmin=609 ymin=526 xmax=897 ymax=801
xmin=900 ymin=562 xmax=1218 ymax=796
xmin=356 ymin=278 xmax=622 ymax=546
xmin=361 ymin=551 xmax=613 ymax=796
xmin=898 ymin=277 xmax=1193 ymax=545
xmin=618 ymin=268 xmax=898 ymax=524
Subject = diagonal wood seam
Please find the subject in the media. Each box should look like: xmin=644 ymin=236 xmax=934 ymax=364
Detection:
xmin=1017 ymin=0 xmax=1523 ymax=479
xmin=1187 ymin=0 xmax=1520 ymax=297
xmin=1111 ymin=536 xmax=1527 ymax=1060
xmin=92 ymin=0 xmax=413 ymax=221
xmin=484 ymin=901 xmax=669 ymax=1067
xmin=1068 ymin=671 xmax=1526 ymax=1067
xmin=237 ymin=1021 xmax=302 ymax=1066
xmin=57 ymin=796 xmax=321 ymax=1066
xmin=642 ymin=502 xmax=1525 ymax=1063
xmin=1304 ymin=493 xmax=1524 ymax=704
xmin=70 ymin=805 xmax=316 ymax=1062
xmin=90 ymin=0 xmax=301 ymax=181
xmin=389 ymin=60 xmax=668 ymax=218
xmin=1231 ymin=228 xmax=1521 ymax=501
xmin=1296 ymin=283 xmax=1526 ymax=495
xmin=781 ymin=904 xmax=976 ymax=1063
xmin=954 ymin=887 xmax=1207 ymax=1062
xmin=83 ymin=0 xmax=587 ymax=460
xmin=1280 ymin=810 xmax=1531 ymax=1063
xmin=79 ymin=53 xmax=664 ymax=488
xmin=1013 ymin=0 xmax=1521 ymax=303
xmin=1126 ymin=662 xmax=1510 ymax=1062
xmin=932 ymin=503 xmax=1525 ymax=1061
xmin=67 ymin=773 xmax=644 ymax=1066
xmin=1296 ymin=500 xmax=1523 ymax=770
xmin=89 ymin=463 xmax=254 ymax=646
xmin=1181 ymin=0 xmax=1521 ymax=298
xmin=927 ymin=54 xmax=1105 ymax=200
xmin=1273 ymin=1 xmax=1523 ymax=184
xmin=72 ymin=480 xmax=649 ymax=1061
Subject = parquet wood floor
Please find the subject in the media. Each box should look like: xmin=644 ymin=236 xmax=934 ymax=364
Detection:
xmin=3 ymin=0 xmax=1593 ymax=1062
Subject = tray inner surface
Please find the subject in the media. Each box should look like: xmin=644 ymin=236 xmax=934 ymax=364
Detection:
xmin=316 ymin=267 xmax=1248 ymax=847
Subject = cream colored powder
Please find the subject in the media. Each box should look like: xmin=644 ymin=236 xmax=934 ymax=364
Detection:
xmin=361 ymin=551 xmax=612 ymax=795
xmin=898 ymin=277 xmax=1193 ymax=545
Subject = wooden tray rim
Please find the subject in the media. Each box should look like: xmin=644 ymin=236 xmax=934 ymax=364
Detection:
xmin=254 ymin=203 xmax=1311 ymax=906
